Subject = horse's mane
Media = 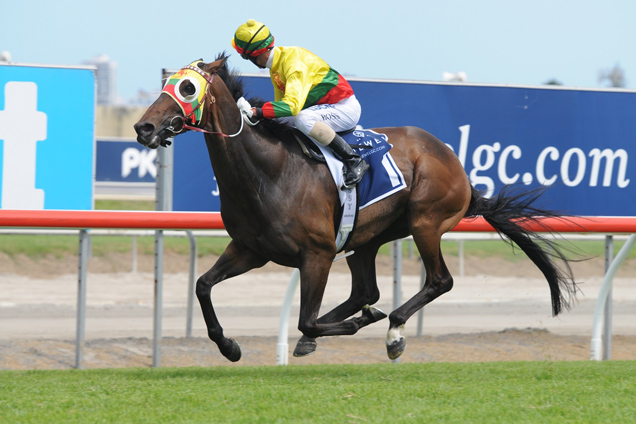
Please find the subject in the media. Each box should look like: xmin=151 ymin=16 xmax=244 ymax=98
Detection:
xmin=213 ymin=52 xmax=296 ymax=140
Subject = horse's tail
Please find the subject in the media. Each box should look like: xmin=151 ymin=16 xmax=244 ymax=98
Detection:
xmin=464 ymin=185 xmax=577 ymax=316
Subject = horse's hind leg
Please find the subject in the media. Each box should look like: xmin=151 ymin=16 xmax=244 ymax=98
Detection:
xmin=196 ymin=240 xmax=267 ymax=362
xmin=296 ymin=252 xmax=381 ymax=343
xmin=294 ymin=244 xmax=386 ymax=357
xmin=386 ymin=230 xmax=453 ymax=360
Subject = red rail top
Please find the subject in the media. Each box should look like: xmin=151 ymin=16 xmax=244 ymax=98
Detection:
xmin=0 ymin=210 xmax=225 ymax=230
xmin=1 ymin=210 xmax=636 ymax=233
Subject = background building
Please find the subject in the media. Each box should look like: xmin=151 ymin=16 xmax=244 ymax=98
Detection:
xmin=84 ymin=54 xmax=118 ymax=105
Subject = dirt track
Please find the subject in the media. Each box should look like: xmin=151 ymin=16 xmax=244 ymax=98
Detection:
xmin=1 ymin=252 xmax=636 ymax=369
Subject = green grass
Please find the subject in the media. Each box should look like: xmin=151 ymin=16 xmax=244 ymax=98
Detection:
xmin=1 ymin=361 xmax=636 ymax=423
xmin=1 ymin=232 xmax=618 ymax=262
xmin=0 ymin=234 xmax=232 ymax=258
xmin=381 ymin=238 xmax=625 ymax=262
xmin=94 ymin=199 xmax=155 ymax=211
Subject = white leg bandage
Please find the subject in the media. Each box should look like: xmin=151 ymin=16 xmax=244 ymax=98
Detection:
xmin=386 ymin=325 xmax=405 ymax=345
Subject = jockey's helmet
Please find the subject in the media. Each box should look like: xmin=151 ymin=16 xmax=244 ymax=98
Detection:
xmin=232 ymin=19 xmax=275 ymax=59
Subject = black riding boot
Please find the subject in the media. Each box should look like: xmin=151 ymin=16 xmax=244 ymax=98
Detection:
xmin=328 ymin=134 xmax=370 ymax=188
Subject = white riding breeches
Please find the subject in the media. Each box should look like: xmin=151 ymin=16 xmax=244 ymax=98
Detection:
xmin=292 ymin=95 xmax=362 ymax=136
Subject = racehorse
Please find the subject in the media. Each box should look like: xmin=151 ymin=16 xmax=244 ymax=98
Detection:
xmin=134 ymin=54 xmax=577 ymax=362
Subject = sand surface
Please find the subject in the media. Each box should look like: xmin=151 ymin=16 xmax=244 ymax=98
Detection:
xmin=1 ymin=251 xmax=635 ymax=369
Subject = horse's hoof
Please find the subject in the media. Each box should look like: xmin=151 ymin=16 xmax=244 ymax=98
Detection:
xmin=221 ymin=338 xmax=242 ymax=362
xmin=363 ymin=305 xmax=388 ymax=322
xmin=293 ymin=339 xmax=317 ymax=357
xmin=386 ymin=337 xmax=406 ymax=360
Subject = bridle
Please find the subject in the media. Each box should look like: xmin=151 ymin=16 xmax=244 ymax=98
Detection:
xmin=163 ymin=63 xmax=245 ymax=139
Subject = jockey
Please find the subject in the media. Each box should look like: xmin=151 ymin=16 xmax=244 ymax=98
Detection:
xmin=231 ymin=19 xmax=369 ymax=189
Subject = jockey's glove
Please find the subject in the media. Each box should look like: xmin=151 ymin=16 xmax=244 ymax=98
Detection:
xmin=236 ymin=97 xmax=252 ymax=116
xmin=250 ymin=107 xmax=264 ymax=120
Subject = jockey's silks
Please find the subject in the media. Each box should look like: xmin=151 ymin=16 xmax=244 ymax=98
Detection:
xmin=262 ymin=46 xmax=354 ymax=119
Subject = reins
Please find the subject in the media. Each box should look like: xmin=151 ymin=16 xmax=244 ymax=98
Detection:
xmin=181 ymin=108 xmax=245 ymax=138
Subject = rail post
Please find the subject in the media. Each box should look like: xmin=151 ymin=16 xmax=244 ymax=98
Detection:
xmin=74 ymin=229 xmax=89 ymax=369
xmin=416 ymin=260 xmax=426 ymax=337
xmin=392 ymin=239 xmax=403 ymax=363
xmin=591 ymin=234 xmax=636 ymax=361
xmin=603 ymin=235 xmax=614 ymax=360
xmin=185 ymin=230 xmax=197 ymax=338
xmin=152 ymin=229 xmax=164 ymax=367
xmin=152 ymin=135 xmax=173 ymax=367
xmin=277 ymin=269 xmax=301 ymax=365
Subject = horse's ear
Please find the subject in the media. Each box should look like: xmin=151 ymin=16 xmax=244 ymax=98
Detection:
xmin=201 ymin=56 xmax=228 ymax=75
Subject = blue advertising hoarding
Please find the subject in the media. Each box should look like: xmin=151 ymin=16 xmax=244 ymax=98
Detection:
xmin=354 ymin=81 xmax=635 ymax=216
xmin=172 ymin=74 xmax=636 ymax=217
xmin=173 ymin=131 xmax=220 ymax=212
xmin=0 ymin=63 xmax=95 ymax=210
xmin=96 ymin=138 xmax=156 ymax=183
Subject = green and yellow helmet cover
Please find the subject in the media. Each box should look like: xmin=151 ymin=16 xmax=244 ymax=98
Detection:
xmin=231 ymin=19 xmax=274 ymax=58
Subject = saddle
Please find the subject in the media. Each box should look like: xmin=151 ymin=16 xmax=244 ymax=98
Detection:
xmin=290 ymin=128 xmax=407 ymax=252
xmin=291 ymin=128 xmax=366 ymax=163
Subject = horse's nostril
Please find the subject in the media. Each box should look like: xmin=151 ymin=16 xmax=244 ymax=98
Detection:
xmin=134 ymin=122 xmax=155 ymax=137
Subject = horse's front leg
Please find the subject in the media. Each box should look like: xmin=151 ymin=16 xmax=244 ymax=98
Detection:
xmin=196 ymin=240 xmax=267 ymax=362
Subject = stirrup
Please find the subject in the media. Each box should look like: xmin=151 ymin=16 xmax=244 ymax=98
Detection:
xmin=342 ymin=161 xmax=369 ymax=189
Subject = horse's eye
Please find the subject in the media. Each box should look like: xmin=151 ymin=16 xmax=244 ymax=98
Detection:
xmin=175 ymin=77 xmax=201 ymax=103
xmin=183 ymin=81 xmax=196 ymax=96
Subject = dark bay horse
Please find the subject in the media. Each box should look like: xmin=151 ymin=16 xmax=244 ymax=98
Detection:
xmin=134 ymin=54 xmax=577 ymax=362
